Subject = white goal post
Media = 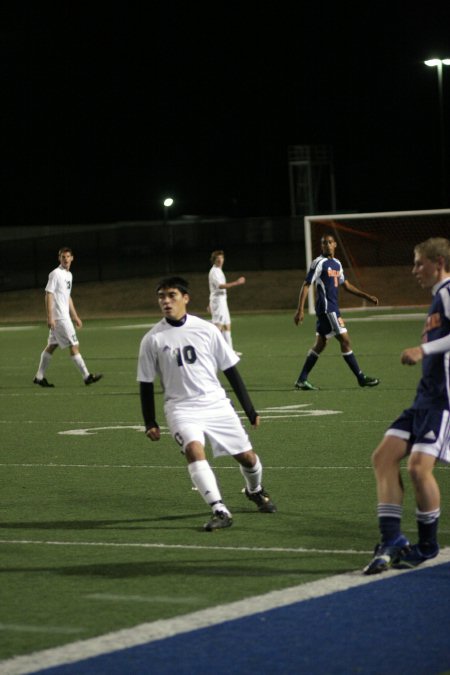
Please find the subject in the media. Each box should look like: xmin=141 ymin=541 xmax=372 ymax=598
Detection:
xmin=304 ymin=208 xmax=450 ymax=314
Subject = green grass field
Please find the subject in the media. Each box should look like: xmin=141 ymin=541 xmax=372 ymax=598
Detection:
xmin=1 ymin=310 xmax=449 ymax=662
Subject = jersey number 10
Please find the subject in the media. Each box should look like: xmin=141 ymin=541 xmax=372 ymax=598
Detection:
xmin=174 ymin=346 xmax=197 ymax=366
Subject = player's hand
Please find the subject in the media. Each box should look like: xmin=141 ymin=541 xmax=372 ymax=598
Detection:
xmin=237 ymin=276 xmax=246 ymax=285
xmin=146 ymin=427 xmax=161 ymax=441
xmin=368 ymin=295 xmax=379 ymax=305
xmin=294 ymin=310 xmax=303 ymax=325
xmin=401 ymin=346 xmax=423 ymax=365
xmin=74 ymin=317 xmax=83 ymax=328
xmin=252 ymin=415 xmax=260 ymax=428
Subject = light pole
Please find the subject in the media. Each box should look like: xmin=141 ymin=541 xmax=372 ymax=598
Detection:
xmin=424 ymin=58 xmax=450 ymax=205
xmin=163 ymin=197 xmax=174 ymax=224
xmin=163 ymin=197 xmax=174 ymax=272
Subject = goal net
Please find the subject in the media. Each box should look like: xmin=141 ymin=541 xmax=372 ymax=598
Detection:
xmin=304 ymin=209 xmax=450 ymax=313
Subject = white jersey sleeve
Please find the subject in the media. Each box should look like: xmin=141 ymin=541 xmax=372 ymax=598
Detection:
xmin=137 ymin=332 xmax=158 ymax=383
xmin=209 ymin=266 xmax=226 ymax=297
xmin=336 ymin=257 xmax=345 ymax=285
xmin=45 ymin=266 xmax=73 ymax=321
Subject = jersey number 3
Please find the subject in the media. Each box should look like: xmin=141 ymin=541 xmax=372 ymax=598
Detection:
xmin=174 ymin=346 xmax=197 ymax=366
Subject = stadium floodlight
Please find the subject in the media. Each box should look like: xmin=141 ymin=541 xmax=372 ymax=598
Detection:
xmin=424 ymin=58 xmax=450 ymax=205
xmin=424 ymin=59 xmax=450 ymax=67
xmin=163 ymin=197 xmax=175 ymax=272
xmin=163 ymin=197 xmax=174 ymax=225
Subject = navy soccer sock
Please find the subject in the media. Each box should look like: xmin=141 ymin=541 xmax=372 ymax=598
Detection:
xmin=298 ymin=350 xmax=318 ymax=381
xmin=417 ymin=509 xmax=440 ymax=552
xmin=342 ymin=351 xmax=363 ymax=380
xmin=377 ymin=504 xmax=404 ymax=545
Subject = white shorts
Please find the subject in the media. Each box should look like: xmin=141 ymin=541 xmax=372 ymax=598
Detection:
xmin=166 ymin=399 xmax=252 ymax=457
xmin=210 ymin=295 xmax=231 ymax=326
xmin=47 ymin=319 xmax=79 ymax=349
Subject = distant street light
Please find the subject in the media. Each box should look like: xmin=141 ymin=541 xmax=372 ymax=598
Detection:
xmin=163 ymin=197 xmax=174 ymax=224
xmin=424 ymin=58 xmax=450 ymax=205
xmin=163 ymin=197 xmax=174 ymax=272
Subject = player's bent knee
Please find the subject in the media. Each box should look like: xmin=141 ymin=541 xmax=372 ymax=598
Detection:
xmin=371 ymin=445 xmax=394 ymax=472
xmin=407 ymin=454 xmax=433 ymax=484
xmin=185 ymin=442 xmax=207 ymax=463
xmin=234 ymin=449 xmax=257 ymax=468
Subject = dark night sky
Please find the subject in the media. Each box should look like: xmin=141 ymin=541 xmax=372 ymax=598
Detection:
xmin=3 ymin=2 xmax=450 ymax=226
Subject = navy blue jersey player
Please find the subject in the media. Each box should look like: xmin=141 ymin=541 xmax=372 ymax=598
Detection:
xmin=293 ymin=233 xmax=379 ymax=390
xmin=364 ymin=237 xmax=450 ymax=574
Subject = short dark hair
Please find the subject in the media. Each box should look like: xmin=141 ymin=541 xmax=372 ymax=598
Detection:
xmin=156 ymin=276 xmax=190 ymax=295
xmin=58 ymin=246 xmax=73 ymax=256
xmin=210 ymin=250 xmax=224 ymax=264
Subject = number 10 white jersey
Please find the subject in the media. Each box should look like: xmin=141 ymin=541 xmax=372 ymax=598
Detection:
xmin=137 ymin=314 xmax=239 ymax=415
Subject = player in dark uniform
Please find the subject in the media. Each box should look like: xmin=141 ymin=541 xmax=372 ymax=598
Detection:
xmin=364 ymin=237 xmax=450 ymax=574
xmin=293 ymin=233 xmax=379 ymax=390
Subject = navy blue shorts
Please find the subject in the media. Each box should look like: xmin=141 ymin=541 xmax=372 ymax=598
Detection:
xmin=386 ymin=407 xmax=450 ymax=464
xmin=316 ymin=312 xmax=347 ymax=338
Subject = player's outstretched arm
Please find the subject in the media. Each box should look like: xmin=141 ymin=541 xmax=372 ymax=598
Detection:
xmin=223 ymin=366 xmax=259 ymax=426
xmin=294 ymin=282 xmax=309 ymax=325
xmin=220 ymin=276 xmax=246 ymax=289
xmin=402 ymin=333 xmax=450 ymax=364
xmin=45 ymin=292 xmax=56 ymax=329
xmin=69 ymin=297 xmax=83 ymax=328
xmin=139 ymin=381 xmax=160 ymax=441
xmin=343 ymin=280 xmax=378 ymax=305
xmin=401 ymin=347 xmax=423 ymax=365
xmin=146 ymin=427 xmax=161 ymax=441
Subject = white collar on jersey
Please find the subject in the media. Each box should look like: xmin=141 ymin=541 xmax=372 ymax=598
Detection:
xmin=432 ymin=275 xmax=450 ymax=295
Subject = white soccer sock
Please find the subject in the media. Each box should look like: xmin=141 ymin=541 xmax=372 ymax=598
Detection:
xmin=36 ymin=351 xmax=52 ymax=379
xmin=71 ymin=354 xmax=89 ymax=379
xmin=416 ymin=508 xmax=441 ymax=523
xmin=222 ymin=330 xmax=233 ymax=348
xmin=239 ymin=455 xmax=262 ymax=493
xmin=188 ymin=460 xmax=230 ymax=514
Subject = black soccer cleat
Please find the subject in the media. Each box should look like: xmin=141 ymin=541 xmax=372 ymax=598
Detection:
xmin=363 ymin=536 xmax=410 ymax=575
xmin=204 ymin=510 xmax=233 ymax=531
xmin=245 ymin=487 xmax=277 ymax=513
xmin=358 ymin=375 xmax=380 ymax=387
xmin=392 ymin=543 xmax=439 ymax=569
xmin=33 ymin=377 xmax=54 ymax=388
xmin=294 ymin=379 xmax=319 ymax=391
xmin=84 ymin=373 xmax=103 ymax=386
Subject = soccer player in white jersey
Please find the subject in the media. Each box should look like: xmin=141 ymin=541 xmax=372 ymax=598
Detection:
xmin=208 ymin=250 xmax=245 ymax=354
xmin=293 ymin=233 xmax=379 ymax=390
xmin=363 ymin=238 xmax=450 ymax=574
xmin=33 ymin=247 xmax=102 ymax=387
xmin=138 ymin=275 xmax=276 ymax=531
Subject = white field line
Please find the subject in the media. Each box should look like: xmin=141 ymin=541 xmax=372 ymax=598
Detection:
xmin=345 ymin=313 xmax=425 ymax=322
xmin=1 ymin=462 xmax=448 ymax=472
xmin=0 ymin=539 xmax=373 ymax=555
xmin=0 ymin=547 xmax=449 ymax=675
xmin=0 ymin=420 xmax=395 ymax=427
xmin=0 ymin=625 xmax=83 ymax=636
xmin=0 ymin=462 xmax=375 ymax=470
xmin=113 ymin=323 xmax=155 ymax=330
xmin=85 ymin=593 xmax=202 ymax=604
xmin=0 ymin=326 xmax=38 ymax=332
